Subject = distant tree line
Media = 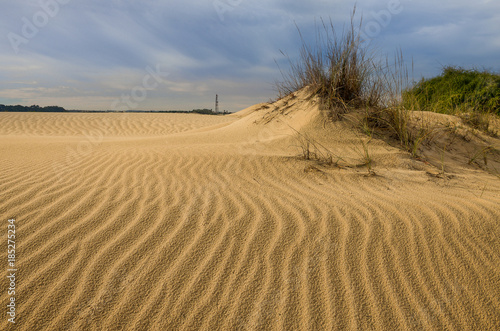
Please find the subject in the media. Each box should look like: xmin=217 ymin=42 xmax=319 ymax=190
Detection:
xmin=192 ymin=108 xmax=216 ymax=115
xmin=192 ymin=108 xmax=229 ymax=115
xmin=0 ymin=104 xmax=66 ymax=112
xmin=0 ymin=104 xmax=229 ymax=114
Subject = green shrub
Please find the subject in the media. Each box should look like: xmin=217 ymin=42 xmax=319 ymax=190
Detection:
xmin=404 ymin=67 xmax=500 ymax=115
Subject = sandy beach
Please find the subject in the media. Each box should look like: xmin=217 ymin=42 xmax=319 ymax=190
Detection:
xmin=1 ymin=93 xmax=500 ymax=330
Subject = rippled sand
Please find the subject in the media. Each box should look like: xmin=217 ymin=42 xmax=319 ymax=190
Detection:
xmin=1 ymin=94 xmax=500 ymax=330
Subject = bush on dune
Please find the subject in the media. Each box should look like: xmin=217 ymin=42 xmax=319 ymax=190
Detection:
xmin=275 ymin=7 xmax=499 ymax=159
xmin=404 ymin=66 xmax=500 ymax=115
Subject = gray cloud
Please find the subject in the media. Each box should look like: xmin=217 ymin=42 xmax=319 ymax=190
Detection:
xmin=1 ymin=0 xmax=499 ymax=111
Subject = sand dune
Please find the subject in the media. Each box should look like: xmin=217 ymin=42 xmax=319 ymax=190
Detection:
xmin=1 ymin=93 xmax=500 ymax=330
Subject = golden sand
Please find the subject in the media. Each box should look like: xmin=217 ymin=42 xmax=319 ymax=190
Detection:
xmin=1 ymin=93 xmax=500 ymax=330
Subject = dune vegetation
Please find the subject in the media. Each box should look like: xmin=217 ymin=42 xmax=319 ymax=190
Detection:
xmin=275 ymin=9 xmax=500 ymax=165
xmin=405 ymin=66 xmax=500 ymax=115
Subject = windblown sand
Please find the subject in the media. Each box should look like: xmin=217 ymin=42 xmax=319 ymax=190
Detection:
xmin=1 ymin=95 xmax=500 ymax=330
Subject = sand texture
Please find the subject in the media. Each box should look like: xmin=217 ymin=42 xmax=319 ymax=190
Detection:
xmin=1 ymin=93 xmax=500 ymax=330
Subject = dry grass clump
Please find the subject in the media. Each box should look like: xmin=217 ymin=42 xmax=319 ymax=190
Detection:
xmin=276 ymin=6 xmax=500 ymax=175
xmin=360 ymin=52 xmax=434 ymax=157
xmin=293 ymin=131 xmax=376 ymax=175
xmin=292 ymin=129 xmax=344 ymax=166
xmin=275 ymin=8 xmax=432 ymax=158
xmin=459 ymin=111 xmax=498 ymax=137
xmin=275 ymin=7 xmax=384 ymax=120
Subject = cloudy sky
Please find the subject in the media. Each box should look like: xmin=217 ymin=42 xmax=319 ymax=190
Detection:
xmin=1 ymin=0 xmax=499 ymax=111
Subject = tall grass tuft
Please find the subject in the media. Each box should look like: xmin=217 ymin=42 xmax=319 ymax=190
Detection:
xmin=274 ymin=8 xmax=439 ymax=157
xmin=275 ymin=7 xmax=384 ymax=119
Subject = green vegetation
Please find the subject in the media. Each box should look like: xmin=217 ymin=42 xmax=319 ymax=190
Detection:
xmin=191 ymin=108 xmax=228 ymax=115
xmin=276 ymin=7 xmax=499 ymax=164
xmin=0 ymin=104 xmax=66 ymax=112
xmin=404 ymin=67 xmax=500 ymax=115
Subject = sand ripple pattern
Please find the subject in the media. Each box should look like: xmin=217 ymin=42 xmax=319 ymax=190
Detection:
xmin=0 ymin=112 xmax=233 ymax=137
xmin=1 ymin=110 xmax=500 ymax=330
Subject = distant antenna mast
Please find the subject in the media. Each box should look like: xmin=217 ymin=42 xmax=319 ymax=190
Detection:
xmin=215 ymin=94 xmax=219 ymax=113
